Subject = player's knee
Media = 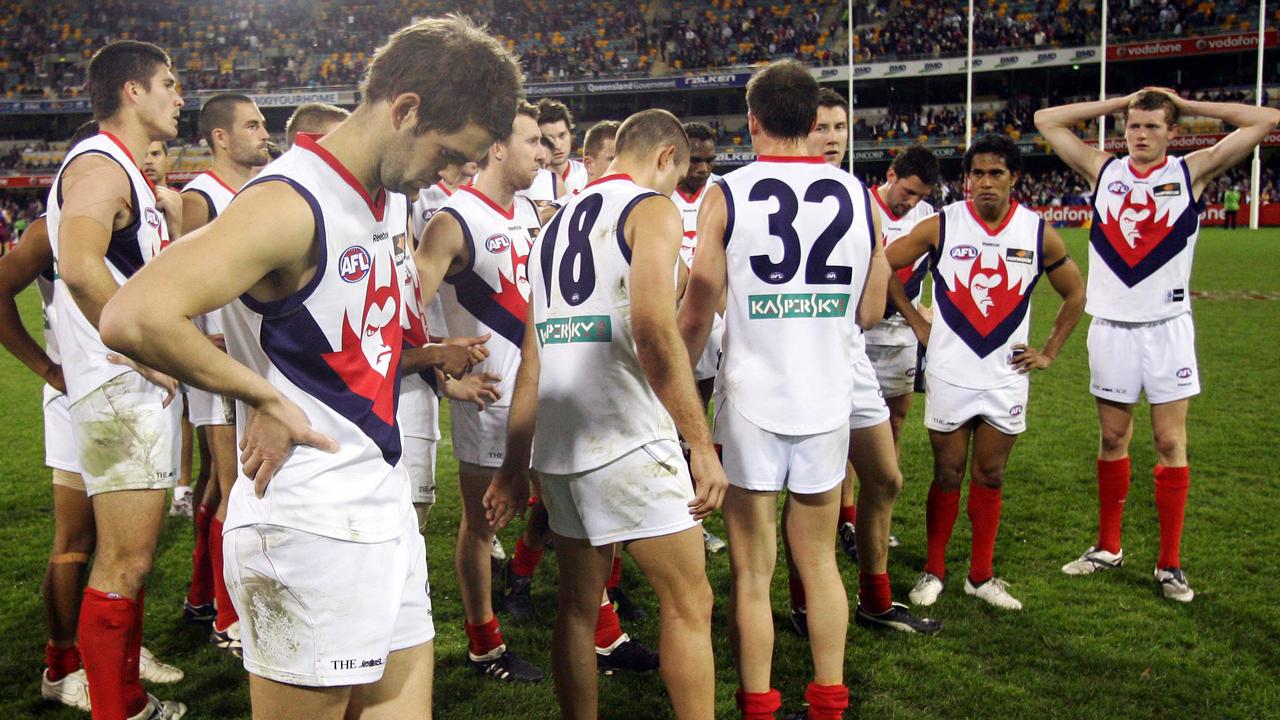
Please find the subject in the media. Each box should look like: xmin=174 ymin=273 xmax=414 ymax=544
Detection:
xmin=664 ymin=578 xmax=713 ymax=629
xmin=932 ymin=463 xmax=965 ymax=491
xmin=53 ymin=527 xmax=97 ymax=556
xmin=1099 ymin=425 xmax=1131 ymax=455
xmin=1152 ymin=429 xmax=1186 ymax=464
xmin=970 ymin=463 xmax=1005 ymax=489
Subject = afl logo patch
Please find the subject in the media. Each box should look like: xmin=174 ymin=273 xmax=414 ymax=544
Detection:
xmin=1009 ymin=404 xmax=1024 ymax=416
xmin=339 ymin=246 xmax=372 ymax=283
xmin=1176 ymin=367 xmax=1193 ymax=379
xmin=1107 ymin=181 xmax=1131 ymax=195
xmin=143 ymin=207 xmax=161 ymax=229
xmin=950 ymin=244 xmax=978 ymax=261
xmin=421 ymin=208 xmax=437 ymax=222
xmin=485 ymin=234 xmax=511 ymax=254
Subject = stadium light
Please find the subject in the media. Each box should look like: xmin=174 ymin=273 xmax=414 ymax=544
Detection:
xmin=847 ymin=0 xmax=854 ymax=174
xmin=1250 ymin=0 xmax=1265 ymax=229
xmin=965 ymin=0 xmax=974 ymax=148
xmin=1098 ymin=0 xmax=1108 ymax=150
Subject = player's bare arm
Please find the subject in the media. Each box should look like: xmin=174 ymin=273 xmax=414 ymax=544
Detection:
xmin=855 ymin=209 xmax=888 ymax=330
xmin=401 ymin=339 xmax=486 ymax=377
xmin=179 ymin=188 xmax=212 ymax=235
xmin=441 ymin=370 xmax=502 ymax=411
xmin=886 ymin=213 xmax=939 ymax=270
xmin=56 ymin=154 xmax=135 ymax=328
xmin=483 ymin=300 xmax=539 ymax=529
xmin=629 ymin=195 xmax=728 ymax=519
xmin=887 ymin=272 xmax=931 ymax=346
xmin=0 ymin=217 xmax=63 ymax=392
xmin=412 ymin=202 xmax=472 ymax=301
xmin=1176 ymin=96 xmax=1280 ymax=197
xmin=154 ymin=186 xmax=183 ymax=241
xmin=1011 ymin=225 xmax=1085 ymax=373
xmin=677 ymin=182 xmax=728 ymax=366
xmin=100 ymin=180 xmax=341 ymax=492
xmin=1033 ymin=96 xmax=1127 ymax=187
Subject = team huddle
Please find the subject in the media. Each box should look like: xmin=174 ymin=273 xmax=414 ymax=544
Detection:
xmin=3 ymin=13 xmax=1277 ymax=720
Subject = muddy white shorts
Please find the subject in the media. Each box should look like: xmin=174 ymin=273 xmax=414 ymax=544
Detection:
xmin=450 ymin=401 xmax=508 ymax=468
xmin=850 ymin=349 xmax=892 ymax=430
xmin=923 ymin=374 xmax=1029 ymax=436
xmin=866 ymin=342 xmax=918 ymax=399
xmin=714 ymin=398 xmax=849 ymax=494
xmin=539 ymin=439 xmax=697 ymax=546
xmin=187 ymin=387 xmax=235 ymax=427
xmin=43 ymin=384 xmax=81 ymax=474
xmin=70 ymin=372 xmax=178 ymax=496
xmin=224 ymin=513 xmax=433 ymax=687
xmin=1088 ymin=313 xmax=1200 ymax=405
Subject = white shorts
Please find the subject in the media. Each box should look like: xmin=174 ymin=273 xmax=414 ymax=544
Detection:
xmin=224 ymin=516 xmax=433 ymax=687
xmin=694 ymin=314 xmax=724 ymax=381
xmin=850 ymin=350 xmax=892 ymax=430
xmin=43 ymin=384 xmax=82 ymax=474
xmin=1088 ymin=313 xmax=1200 ymax=405
xmin=866 ymin=342 xmax=919 ymax=399
xmin=187 ymin=387 xmax=234 ymax=427
xmin=540 ymin=439 xmax=697 ymax=546
xmin=714 ymin=398 xmax=849 ymax=494
xmin=924 ymin=374 xmax=1028 ymax=436
xmin=70 ymin=372 xmax=178 ymax=496
xmin=450 ymin=401 xmax=508 ymax=468
xmin=403 ymin=435 xmax=438 ymax=506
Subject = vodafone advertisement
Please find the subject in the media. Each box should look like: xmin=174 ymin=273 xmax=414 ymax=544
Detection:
xmin=1030 ymin=204 xmax=1280 ymax=227
xmin=1108 ymin=30 xmax=1277 ymax=61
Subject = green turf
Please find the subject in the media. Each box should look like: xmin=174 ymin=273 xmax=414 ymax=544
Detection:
xmin=2 ymin=228 xmax=1278 ymax=719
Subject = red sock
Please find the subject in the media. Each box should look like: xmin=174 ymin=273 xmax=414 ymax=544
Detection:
xmin=594 ymin=600 xmax=624 ymax=650
xmin=210 ymin=517 xmax=239 ymax=631
xmin=736 ymin=688 xmax=782 ymax=720
xmin=124 ymin=587 xmax=145 ymax=706
xmin=1154 ymin=464 xmax=1190 ymax=569
xmin=187 ymin=503 xmax=214 ymax=606
xmin=804 ymin=682 xmax=850 ymax=720
xmin=44 ymin=642 xmax=81 ymax=681
xmin=606 ymin=555 xmax=622 ymax=590
xmin=967 ymin=484 xmax=1003 ymax=585
xmin=924 ymin=484 xmax=961 ymax=578
xmin=79 ymin=587 xmax=147 ymax=719
xmin=1096 ymin=457 xmax=1131 ymax=554
xmin=859 ymin=571 xmax=892 ymax=615
xmin=510 ymin=536 xmax=543 ymax=578
xmin=465 ymin=616 xmax=505 ymax=657
xmin=838 ymin=503 xmax=857 ymax=527
xmin=788 ymin=569 xmax=806 ymax=610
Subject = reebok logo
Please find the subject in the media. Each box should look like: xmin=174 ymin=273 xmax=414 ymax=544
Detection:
xmin=536 ymin=315 xmax=612 ymax=345
xmin=748 ymin=293 xmax=850 ymax=319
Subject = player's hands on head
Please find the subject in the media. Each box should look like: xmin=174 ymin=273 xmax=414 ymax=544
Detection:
xmin=687 ymin=445 xmax=729 ymax=520
xmin=240 ymin=395 xmax=339 ymax=498
xmin=484 ymin=464 xmax=530 ymax=529
xmin=443 ymin=371 xmax=502 ymax=411
xmin=106 ymin=353 xmax=178 ymax=407
xmin=1010 ymin=343 xmax=1052 ymax=373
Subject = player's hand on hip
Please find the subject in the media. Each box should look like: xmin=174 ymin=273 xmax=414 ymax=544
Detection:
xmin=443 ymin=371 xmax=502 ymax=411
xmin=687 ymin=445 xmax=729 ymax=520
xmin=240 ymin=395 xmax=339 ymax=498
xmin=1010 ymin=343 xmax=1052 ymax=373
xmin=910 ymin=315 xmax=932 ymax=346
xmin=106 ymin=353 xmax=178 ymax=407
xmin=444 ymin=333 xmax=492 ymax=365
xmin=484 ymin=465 xmax=530 ymax=530
xmin=44 ymin=362 xmax=67 ymax=395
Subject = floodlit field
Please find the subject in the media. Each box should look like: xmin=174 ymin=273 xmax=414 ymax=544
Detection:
xmin=1 ymin=228 xmax=1277 ymax=719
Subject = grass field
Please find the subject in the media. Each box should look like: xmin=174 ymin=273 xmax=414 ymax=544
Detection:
xmin=1 ymin=228 xmax=1278 ymax=719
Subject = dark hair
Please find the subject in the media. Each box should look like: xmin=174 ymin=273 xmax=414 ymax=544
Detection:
xmin=1127 ymin=90 xmax=1179 ymax=126
xmin=682 ymin=121 xmax=717 ymax=144
xmin=540 ymin=135 xmax=555 ymax=151
xmin=535 ymin=98 xmax=575 ymax=130
xmin=361 ymin=14 xmax=523 ymax=140
xmin=817 ymin=87 xmax=849 ymax=117
xmin=963 ymin=134 xmax=1022 ymax=175
xmin=199 ymin=93 xmax=255 ymax=148
xmin=285 ymin=103 xmax=350 ymax=145
xmin=583 ymin=120 xmax=620 ymax=158
xmin=87 ymin=40 xmax=171 ymax=121
xmin=68 ymin=120 xmax=101 ymax=150
xmin=745 ymin=60 xmax=819 ymax=140
xmin=890 ymin=145 xmax=939 ymax=186
xmin=615 ymin=109 xmax=689 ymax=164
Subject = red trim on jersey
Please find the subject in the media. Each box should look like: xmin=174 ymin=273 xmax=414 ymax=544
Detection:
xmin=675 ymin=185 xmax=705 ymax=204
xmin=461 ymin=184 xmax=515 ymax=219
xmin=1127 ymin=156 xmax=1170 ymax=179
xmin=965 ymin=199 xmax=1019 ymax=237
xmin=436 ymin=181 xmax=454 ymax=197
xmin=205 ymin=171 xmax=237 ymax=195
xmin=756 ymin=155 xmax=827 ymax=164
xmin=99 ymin=131 xmax=156 ymax=196
xmin=871 ymin=184 xmax=902 ymax=222
xmin=294 ymin=133 xmax=386 ymax=221
xmin=585 ymin=173 xmax=633 ymax=189
xmin=560 ymin=164 xmax=572 ymax=182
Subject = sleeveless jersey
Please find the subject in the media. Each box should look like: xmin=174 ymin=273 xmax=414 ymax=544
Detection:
xmin=866 ymin=190 xmax=934 ymax=346
xmin=558 ymin=158 xmax=589 ymax=198
xmin=517 ymin=168 xmax=560 ymax=205
xmin=716 ymin=156 xmax=876 ymax=435
xmin=182 ymin=171 xmax=238 ymax=338
xmin=393 ymin=191 xmax=441 ymax=441
xmin=412 ymin=181 xmax=455 ymax=241
xmin=437 ymin=186 xmax=541 ymax=408
xmin=46 ymin=132 xmax=171 ymax=402
xmin=1088 ymin=155 xmax=1199 ymax=322
xmin=530 ymin=175 xmax=679 ymax=474
xmin=220 ymin=133 xmax=411 ymax=543
xmin=31 ymin=216 xmax=61 ymax=364
xmin=672 ymin=173 xmax=722 ymax=268
xmin=927 ymin=200 xmax=1044 ymax=389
